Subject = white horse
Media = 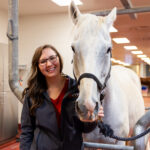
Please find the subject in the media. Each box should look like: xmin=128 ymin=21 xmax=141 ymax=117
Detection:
xmin=69 ymin=1 xmax=147 ymax=149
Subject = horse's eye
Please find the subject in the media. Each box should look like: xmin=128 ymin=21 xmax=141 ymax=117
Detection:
xmin=71 ymin=46 xmax=75 ymax=53
xmin=107 ymin=47 xmax=111 ymax=53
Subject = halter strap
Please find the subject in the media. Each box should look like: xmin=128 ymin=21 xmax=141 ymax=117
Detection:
xmin=72 ymin=52 xmax=112 ymax=98
xmin=76 ymin=62 xmax=111 ymax=92
xmin=77 ymin=73 xmax=103 ymax=91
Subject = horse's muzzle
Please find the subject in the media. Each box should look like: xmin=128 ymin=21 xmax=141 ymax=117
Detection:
xmin=75 ymin=101 xmax=99 ymax=121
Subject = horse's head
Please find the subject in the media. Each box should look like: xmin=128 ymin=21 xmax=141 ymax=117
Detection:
xmin=69 ymin=1 xmax=117 ymax=122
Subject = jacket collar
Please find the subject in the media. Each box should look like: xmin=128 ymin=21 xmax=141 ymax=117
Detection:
xmin=43 ymin=75 xmax=76 ymax=101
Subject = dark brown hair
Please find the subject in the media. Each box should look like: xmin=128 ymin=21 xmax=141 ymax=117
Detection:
xmin=22 ymin=44 xmax=63 ymax=115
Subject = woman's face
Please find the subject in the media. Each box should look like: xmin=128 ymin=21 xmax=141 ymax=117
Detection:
xmin=38 ymin=48 xmax=61 ymax=79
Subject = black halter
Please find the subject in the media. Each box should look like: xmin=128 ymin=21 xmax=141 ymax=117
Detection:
xmin=74 ymin=59 xmax=111 ymax=94
xmin=77 ymin=65 xmax=111 ymax=92
xmin=73 ymin=51 xmax=112 ymax=94
xmin=77 ymin=72 xmax=109 ymax=93
xmin=77 ymin=73 xmax=103 ymax=91
xmin=67 ymin=52 xmax=112 ymax=102
xmin=72 ymin=51 xmax=112 ymax=105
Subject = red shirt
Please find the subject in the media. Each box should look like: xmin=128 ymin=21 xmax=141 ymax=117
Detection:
xmin=51 ymin=79 xmax=68 ymax=128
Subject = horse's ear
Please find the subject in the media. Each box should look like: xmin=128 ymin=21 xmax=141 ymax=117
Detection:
xmin=105 ymin=7 xmax=117 ymax=29
xmin=69 ymin=0 xmax=81 ymax=24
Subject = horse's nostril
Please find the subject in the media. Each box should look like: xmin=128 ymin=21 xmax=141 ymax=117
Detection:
xmin=75 ymin=101 xmax=87 ymax=115
xmin=94 ymin=102 xmax=99 ymax=114
xmin=75 ymin=101 xmax=81 ymax=113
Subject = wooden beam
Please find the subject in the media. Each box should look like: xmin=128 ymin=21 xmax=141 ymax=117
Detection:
xmin=120 ymin=0 xmax=137 ymax=19
xmin=92 ymin=6 xmax=150 ymax=16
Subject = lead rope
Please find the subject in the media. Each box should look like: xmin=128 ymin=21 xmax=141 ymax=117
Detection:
xmin=97 ymin=119 xmax=150 ymax=141
xmin=97 ymin=93 xmax=150 ymax=141
xmin=97 ymin=94 xmax=150 ymax=141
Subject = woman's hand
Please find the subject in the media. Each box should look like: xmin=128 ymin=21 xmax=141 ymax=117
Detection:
xmin=98 ymin=106 xmax=104 ymax=118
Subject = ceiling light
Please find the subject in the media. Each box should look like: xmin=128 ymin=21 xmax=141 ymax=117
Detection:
xmin=111 ymin=58 xmax=130 ymax=66
xmin=131 ymin=51 xmax=143 ymax=54
xmin=115 ymin=60 xmax=122 ymax=64
xmin=124 ymin=63 xmax=130 ymax=66
xmin=137 ymin=55 xmax=147 ymax=58
xmin=51 ymin=0 xmax=83 ymax=6
xmin=110 ymin=26 xmax=118 ymax=33
xmin=111 ymin=58 xmax=119 ymax=63
xmin=145 ymin=60 xmax=150 ymax=64
xmin=124 ymin=46 xmax=137 ymax=50
xmin=118 ymin=61 xmax=124 ymax=65
xmin=111 ymin=58 xmax=116 ymax=62
xmin=141 ymin=57 xmax=150 ymax=61
xmin=113 ymin=38 xmax=130 ymax=44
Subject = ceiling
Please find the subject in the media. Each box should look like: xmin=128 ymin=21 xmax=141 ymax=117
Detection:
xmin=0 ymin=0 xmax=150 ymax=66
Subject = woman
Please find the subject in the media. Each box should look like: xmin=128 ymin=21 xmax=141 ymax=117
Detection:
xmin=20 ymin=44 xmax=104 ymax=150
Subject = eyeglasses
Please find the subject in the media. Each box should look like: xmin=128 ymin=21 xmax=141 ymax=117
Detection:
xmin=39 ymin=55 xmax=58 ymax=65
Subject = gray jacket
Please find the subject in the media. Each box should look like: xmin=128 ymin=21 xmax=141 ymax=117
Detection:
xmin=20 ymin=76 xmax=97 ymax=150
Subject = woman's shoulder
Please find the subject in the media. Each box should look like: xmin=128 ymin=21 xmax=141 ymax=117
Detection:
xmin=22 ymin=91 xmax=33 ymax=107
xmin=62 ymin=74 xmax=78 ymax=103
xmin=63 ymin=74 xmax=77 ymax=87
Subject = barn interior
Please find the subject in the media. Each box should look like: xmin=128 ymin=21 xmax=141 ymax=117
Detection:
xmin=0 ymin=0 xmax=150 ymax=149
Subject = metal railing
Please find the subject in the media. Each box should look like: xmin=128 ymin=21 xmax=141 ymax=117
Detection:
xmin=83 ymin=142 xmax=134 ymax=150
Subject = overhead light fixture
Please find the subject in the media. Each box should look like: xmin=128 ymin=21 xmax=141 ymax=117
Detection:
xmin=141 ymin=57 xmax=150 ymax=61
xmin=111 ymin=58 xmax=120 ymax=63
xmin=124 ymin=63 xmax=130 ymax=66
xmin=111 ymin=58 xmax=116 ymax=62
xmin=109 ymin=26 xmax=118 ymax=33
xmin=131 ymin=51 xmax=143 ymax=54
xmin=112 ymin=38 xmax=130 ymax=44
xmin=124 ymin=46 xmax=137 ymax=50
xmin=145 ymin=60 xmax=150 ymax=64
xmin=143 ymin=58 xmax=150 ymax=64
xmin=51 ymin=0 xmax=83 ymax=6
xmin=111 ymin=58 xmax=130 ymax=66
xmin=137 ymin=54 xmax=147 ymax=58
xmin=115 ymin=60 xmax=122 ymax=64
